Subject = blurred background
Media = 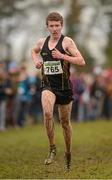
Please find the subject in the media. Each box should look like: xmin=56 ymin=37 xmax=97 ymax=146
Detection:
xmin=0 ymin=0 xmax=112 ymax=131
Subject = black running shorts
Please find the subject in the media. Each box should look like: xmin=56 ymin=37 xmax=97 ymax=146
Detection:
xmin=42 ymin=87 xmax=73 ymax=105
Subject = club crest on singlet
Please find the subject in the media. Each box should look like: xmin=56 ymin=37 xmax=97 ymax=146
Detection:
xmin=44 ymin=61 xmax=63 ymax=75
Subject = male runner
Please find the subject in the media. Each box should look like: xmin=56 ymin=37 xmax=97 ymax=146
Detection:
xmin=31 ymin=12 xmax=85 ymax=170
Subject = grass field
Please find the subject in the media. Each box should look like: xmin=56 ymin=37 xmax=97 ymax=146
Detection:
xmin=0 ymin=120 xmax=112 ymax=179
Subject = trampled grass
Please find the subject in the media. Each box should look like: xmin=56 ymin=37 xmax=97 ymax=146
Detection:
xmin=0 ymin=120 xmax=112 ymax=179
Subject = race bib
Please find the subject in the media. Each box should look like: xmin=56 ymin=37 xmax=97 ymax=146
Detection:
xmin=44 ymin=61 xmax=63 ymax=75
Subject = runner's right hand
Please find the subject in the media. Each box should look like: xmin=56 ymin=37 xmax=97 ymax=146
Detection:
xmin=35 ymin=60 xmax=43 ymax=69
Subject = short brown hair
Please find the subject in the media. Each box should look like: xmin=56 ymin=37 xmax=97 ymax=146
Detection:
xmin=46 ymin=12 xmax=63 ymax=26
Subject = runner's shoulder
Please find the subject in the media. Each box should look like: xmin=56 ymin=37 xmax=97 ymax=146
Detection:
xmin=37 ymin=37 xmax=46 ymax=45
xmin=64 ymin=36 xmax=74 ymax=43
xmin=63 ymin=36 xmax=75 ymax=49
xmin=36 ymin=37 xmax=46 ymax=49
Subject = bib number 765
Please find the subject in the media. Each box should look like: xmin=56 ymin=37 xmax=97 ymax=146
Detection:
xmin=44 ymin=61 xmax=63 ymax=75
xmin=46 ymin=66 xmax=59 ymax=73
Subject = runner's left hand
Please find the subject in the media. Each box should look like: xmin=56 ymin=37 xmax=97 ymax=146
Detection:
xmin=52 ymin=48 xmax=63 ymax=59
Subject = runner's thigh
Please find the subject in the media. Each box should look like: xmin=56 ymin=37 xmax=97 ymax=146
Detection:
xmin=41 ymin=90 xmax=56 ymax=114
xmin=58 ymin=102 xmax=73 ymax=121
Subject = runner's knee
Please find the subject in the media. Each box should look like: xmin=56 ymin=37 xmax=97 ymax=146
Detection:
xmin=60 ymin=118 xmax=70 ymax=129
xmin=44 ymin=110 xmax=53 ymax=120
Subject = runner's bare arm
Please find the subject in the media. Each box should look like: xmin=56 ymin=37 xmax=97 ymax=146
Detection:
xmin=52 ymin=37 xmax=85 ymax=66
xmin=31 ymin=39 xmax=44 ymax=69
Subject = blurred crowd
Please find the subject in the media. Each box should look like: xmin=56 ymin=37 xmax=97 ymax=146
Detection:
xmin=71 ymin=67 xmax=112 ymax=122
xmin=0 ymin=62 xmax=112 ymax=131
xmin=0 ymin=61 xmax=42 ymax=131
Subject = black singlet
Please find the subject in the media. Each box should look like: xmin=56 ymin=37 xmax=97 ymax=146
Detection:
xmin=40 ymin=34 xmax=73 ymax=104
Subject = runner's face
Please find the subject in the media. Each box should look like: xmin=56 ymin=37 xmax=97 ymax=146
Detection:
xmin=47 ymin=21 xmax=63 ymax=38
